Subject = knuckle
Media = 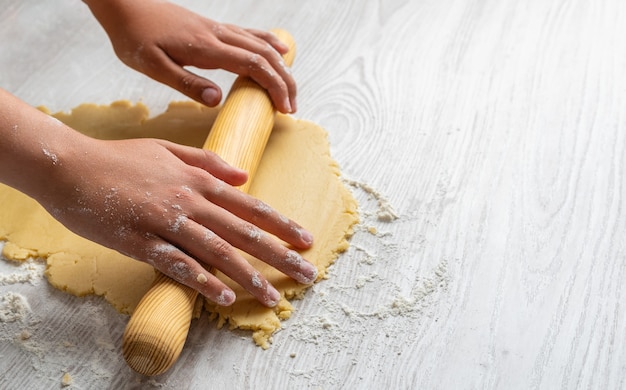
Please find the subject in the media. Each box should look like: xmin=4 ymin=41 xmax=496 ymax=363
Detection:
xmin=238 ymin=222 xmax=264 ymax=244
xmin=250 ymin=199 xmax=274 ymax=220
xmin=165 ymin=258 xmax=193 ymax=282
xmin=117 ymin=47 xmax=159 ymax=75
xmin=179 ymin=73 xmax=198 ymax=93
xmin=247 ymin=56 xmax=273 ymax=77
xmin=259 ymin=43 xmax=278 ymax=59
xmin=146 ymin=244 xmax=195 ymax=283
xmin=209 ymin=238 xmax=233 ymax=261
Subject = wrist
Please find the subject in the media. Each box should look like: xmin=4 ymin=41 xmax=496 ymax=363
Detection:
xmin=0 ymin=90 xmax=93 ymax=205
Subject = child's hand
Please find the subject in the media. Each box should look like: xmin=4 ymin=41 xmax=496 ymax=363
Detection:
xmin=43 ymin=136 xmax=316 ymax=307
xmin=85 ymin=0 xmax=297 ymax=113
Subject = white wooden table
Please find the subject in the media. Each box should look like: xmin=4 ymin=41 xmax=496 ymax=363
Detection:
xmin=1 ymin=0 xmax=625 ymax=388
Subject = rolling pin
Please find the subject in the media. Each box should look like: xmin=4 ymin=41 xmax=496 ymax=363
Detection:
xmin=122 ymin=29 xmax=296 ymax=376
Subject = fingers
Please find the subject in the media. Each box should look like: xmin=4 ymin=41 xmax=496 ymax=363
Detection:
xmin=154 ymin=211 xmax=316 ymax=308
xmin=187 ymin=204 xmax=317 ymax=283
xmin=213 ymin=25 xmax=297 ymax=113
xmin=245 ymin=28 xmax=290 ymax=55
xmin=211 ymin=187 xmax=314 ymax=249
xmin=151 ymin=190 xmax=317 ymax=307
xmin=165 ymin=222 xmax=283 ymax=307
xmin=144 ymin=239 xmax=237 ymax=306
xmin=163 ymin=141 xmax=248 ymax=187
xmin=164 ymin=141 xmax=313 ymax=249
xmin=146 ymin=50 xmax=225 ymax=107
xmin=160 ymin=140 xmax=313 ymax=249
xmin=179 ymin=197 xmax=317 ymax=283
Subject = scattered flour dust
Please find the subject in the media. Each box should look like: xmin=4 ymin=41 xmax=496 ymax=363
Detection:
xmin=0 ymin=250 xmax=169 ymax=387
xmin=286 ymin=258 xmax=449 ymax=339
xmin=41 ymin=147 xmax=59 ymax=165
xmin=344 ymin=179 xmax=398 ymax=222
xmin=0 ymin=259 xmax=46 ymax=286
xmin=0 ymin=292 xmax=31 ymax=322
xmin=277 ymin=177 xmax=450 ymax=387
xmin=0 ymin=257 xmax=43 ymax=323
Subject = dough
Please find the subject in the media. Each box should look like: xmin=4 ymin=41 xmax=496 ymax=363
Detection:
xmin=0 ymin=101 xmax=358 ymax=347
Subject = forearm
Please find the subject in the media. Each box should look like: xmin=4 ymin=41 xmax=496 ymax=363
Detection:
xmin=0 ymin=88 xmax=86 ymax=202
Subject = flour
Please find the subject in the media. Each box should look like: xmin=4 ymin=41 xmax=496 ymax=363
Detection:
xmin=351 ymin=245 xmax=376 ymax=265
xmin=388 ymin=260 xmax=449 ymax=318
xmin=216 ymin=289 xmax=235 ymax=306
xmin=344 ymin=179 xmax=398 ymax=222
xmin=1 ymin=294 xmax=129 ymax=388
xmin=287 ymin=313 xmax=344 ymax=346
xmin=0 ymin=292 xmax=31 ymax=322
xmin=253 ymin=200 xmax=273 ymax=217
xmin=284 ymin=250 xmax=303 ymax=266
xmin=355 ymin=272 xmax=378 ymax=288
xmin=251 ymin=271 xmax=263 ymax=288
xmin=285 ymin=256 xmax=449 ymax=347
xmin=0 ymin=254 xmax=42 ymax=323
xmin=41 ymin=145 xmax=59 ymax=165
xmin=0 ymin=259 xmax=45 ymax=286
xmin=169 ymin=214 xmax=188 ymax=233
xmin=150 ymin=242 xmax=177 ymax=258
xmin=280 ymin=177 xmax=450 ymax=388
xmin=167 ymin=260 xmax=191 ymax=281
xmin=247 ymin=225 xmax=262 ymax=241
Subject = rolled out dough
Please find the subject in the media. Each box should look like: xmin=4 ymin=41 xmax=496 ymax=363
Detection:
xmin=0 ymin=101 xmax=358 ymax=348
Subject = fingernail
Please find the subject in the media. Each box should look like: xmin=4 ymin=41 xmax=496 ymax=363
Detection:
xmin=304 ymin=262 xmax=318 ymax=283
xmin=201 ymin=87 xmax=220 ymax=106
xmin=216 ymin=289 xmax=236 ymax=306
xmin=296 ymin=261 xmax=318 ymax=285
xmin=299 ymin=229 xmax=314 ymax=246
xmin=267 ymin=286 xmax=281 ymax=307
xmin=283 ymin=97 xmax=292 ymax=113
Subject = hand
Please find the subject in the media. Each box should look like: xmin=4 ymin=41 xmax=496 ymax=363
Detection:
xmin=85 ymin=0 xmax=297 ymax=113
xmin=42 ymin=136 xmax=317 ymax=307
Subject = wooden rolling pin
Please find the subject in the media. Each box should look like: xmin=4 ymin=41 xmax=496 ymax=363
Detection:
xmin=122 ymin=29 xmax=296 ymax=376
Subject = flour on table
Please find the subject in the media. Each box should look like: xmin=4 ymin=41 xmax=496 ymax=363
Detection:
xmin=279 ymin=178 xmax=450 ymax=386
xmin=344 ymin=179 xmax=398 ymax=222
xmin=0 ymin=259 xmax=45 ymax=286
xmin=0 ymin=292 xmax=31 ymax=322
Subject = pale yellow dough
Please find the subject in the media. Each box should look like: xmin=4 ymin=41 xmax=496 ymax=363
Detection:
xmin=0 ymin=101 xmax=358 ymax=347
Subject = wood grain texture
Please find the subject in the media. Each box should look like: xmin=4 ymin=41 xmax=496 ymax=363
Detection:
xmin=123 ymin=272 xmax=198 ymax=376
xmin=1 ymin=0 xmax=626 ymax=388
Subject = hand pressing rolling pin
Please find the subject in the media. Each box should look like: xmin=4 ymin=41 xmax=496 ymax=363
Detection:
xmin=0 ymin=0 xmax=317 ymax=309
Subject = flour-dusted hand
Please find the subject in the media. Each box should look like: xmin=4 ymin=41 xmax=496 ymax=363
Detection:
xmin=0 ymin=90 xmax=316 ymax=307
xmin=47 ymin=139 xmax=317 ymax=307
xmin=84 ymin=0 xmax=297 ymax=113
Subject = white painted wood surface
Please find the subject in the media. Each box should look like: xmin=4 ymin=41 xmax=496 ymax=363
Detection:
xmin=1 ymin=0 xmax=625 ymax=388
